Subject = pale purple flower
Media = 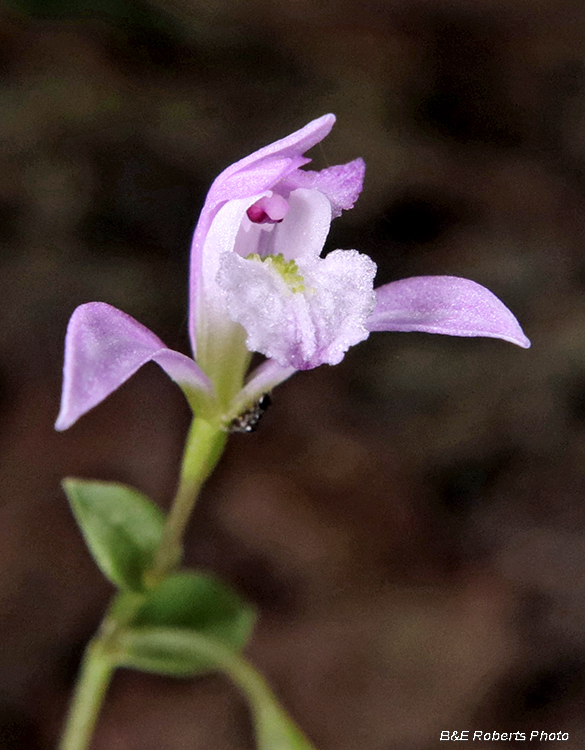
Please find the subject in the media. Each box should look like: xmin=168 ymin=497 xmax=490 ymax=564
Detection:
xmin=56 ymin=114 xmax=530 ymax=431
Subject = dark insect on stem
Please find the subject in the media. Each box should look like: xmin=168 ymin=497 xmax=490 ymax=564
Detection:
xmin=228 ymin=394 xmax=272 ymax=434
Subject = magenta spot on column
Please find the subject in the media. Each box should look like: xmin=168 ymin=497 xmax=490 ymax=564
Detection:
xmin=247 ymin=194 xmax=289 ymax=224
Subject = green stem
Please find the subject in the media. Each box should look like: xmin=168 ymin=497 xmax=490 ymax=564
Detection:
xmin=58 ymin=640 xmax=114 ymax=750
xmin=117 ymin=627 xmax=318 ymax=750
xmin=226 ymin=654 xmax=316 ymax=750
xmin=148 ymin=416 xmax=227 ymax=583
xmin=59 ymin=416 xmax=228 ymax=750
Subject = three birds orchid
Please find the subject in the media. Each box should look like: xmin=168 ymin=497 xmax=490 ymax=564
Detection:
xmin=56 ymin=114 xmax=529 ymax=432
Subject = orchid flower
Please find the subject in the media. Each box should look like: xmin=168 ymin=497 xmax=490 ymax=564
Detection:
xmin=55 ymin=114 xmax=530 ymax=432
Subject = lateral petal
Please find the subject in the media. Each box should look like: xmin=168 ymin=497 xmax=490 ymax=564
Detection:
xmin=55 ymin=302 xmax=213 ymax=430
xmin=367 ymin=276 xmax=531 ymax=348
xmin=279 ymin=158 xmax=366 ymax=218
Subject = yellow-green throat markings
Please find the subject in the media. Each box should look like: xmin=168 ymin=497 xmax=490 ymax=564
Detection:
xmin=246 ymin=253 xmax=306 ymax=293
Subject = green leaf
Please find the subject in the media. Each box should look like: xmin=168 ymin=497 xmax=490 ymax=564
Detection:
xmin=63 ymin=478 xmax=165 ymax=592
xmin=116 ymin=626 xmax=222 ymax=676
xmin=117 ymin=627 xmax=317 ymax=749
xmin=133 ymin=570 xmax=256 ymax=657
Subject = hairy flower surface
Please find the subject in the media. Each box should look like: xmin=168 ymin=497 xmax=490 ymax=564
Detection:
xmin=56 ymin=115 xmax=530 ymax=431
xmin=215 ymin=187 xmax=377 ymax=370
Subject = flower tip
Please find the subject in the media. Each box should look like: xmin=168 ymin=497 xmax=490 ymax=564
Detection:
xmin=315 ymin=113 xmax=336 ymax=126
xmin=302 ymin=113 xmax=336 ymax=143
xmin=54 ymin=413 xmax=71 ymax=432
xmin=303 ymin=113 xmax=336 ymax=142
xmin=497 ymin=328 xmax=531 ymax=349
xmin=55 ymin=401 xmax=77 ymax=431
xmin=501 ymin=314 xmax=531 ymax=349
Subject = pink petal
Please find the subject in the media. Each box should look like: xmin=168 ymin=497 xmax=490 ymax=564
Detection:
xmin=279 ymin=158 xmax=366 ymax=218
xmin=209 ymin=114 xmax=336 ymax=201
xmin=269 ymin=188 xmax=332 ymax=261
xmin=367 ymin=276 xmax=531 ymax=348
xmin=229 ymin=359 xmax=297 ymax=418
xmin=55 ymin=302 xmax=213 ymax=430
xmin=217 ymin=248 xmax=376 ymax=370
xmin=189 ymin=114 xmax=336 ymax=352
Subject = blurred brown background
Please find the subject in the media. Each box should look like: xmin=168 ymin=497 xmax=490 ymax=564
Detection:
xmin=1 ymin=0 xmax=585 ymax=747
